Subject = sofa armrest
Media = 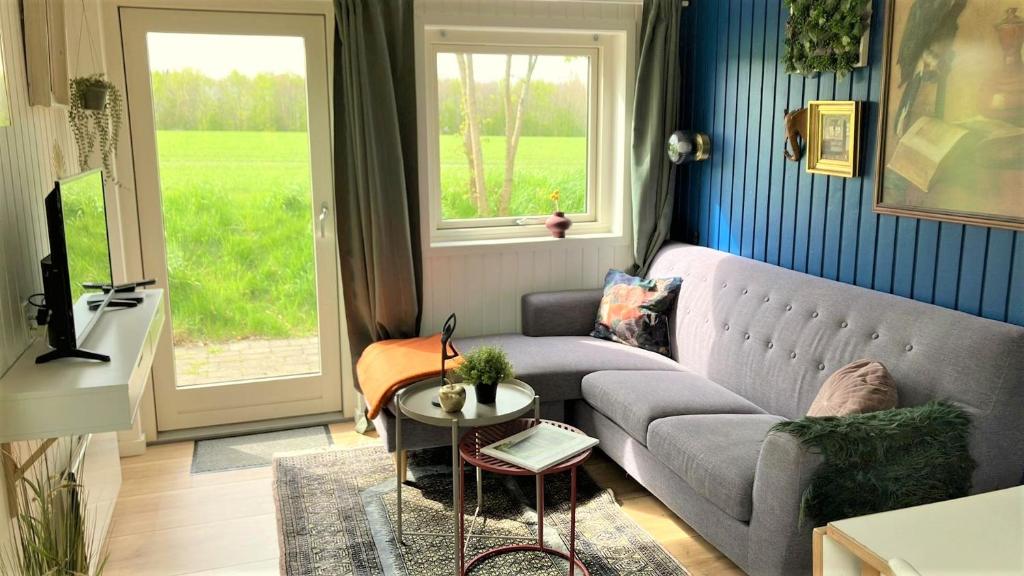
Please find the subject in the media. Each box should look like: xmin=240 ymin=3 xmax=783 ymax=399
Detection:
xmin=747 ymin=429 xmax=824 ymax=575
xmin=521 ymin=289 xmax=603 ymax=337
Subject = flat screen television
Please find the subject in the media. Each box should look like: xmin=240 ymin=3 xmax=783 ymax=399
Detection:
xmin=38 ymin=169 xmax=114 ymax=363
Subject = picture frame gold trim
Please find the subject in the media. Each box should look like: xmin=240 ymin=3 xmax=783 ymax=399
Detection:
xmin=807 ymin=100 xmax=860 ymax=178
xmin=872 ymin=0 xmax=1023 ymax=231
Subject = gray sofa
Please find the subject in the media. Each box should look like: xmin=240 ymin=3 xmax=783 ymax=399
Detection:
xmin=372 ymin=242 xmax=1024 ymax=575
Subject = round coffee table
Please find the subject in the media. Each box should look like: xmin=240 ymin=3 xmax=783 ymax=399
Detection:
xmin=394 ymin=378 xmax=539 ymax=576
xmin=458 ymin=419 xmax=592 ymax=576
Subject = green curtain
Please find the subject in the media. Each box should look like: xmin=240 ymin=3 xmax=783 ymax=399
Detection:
xmin=334 ymin=0 xmax=421 ymax=431
xmin=631 ymin=0 xmax=682 ymax=276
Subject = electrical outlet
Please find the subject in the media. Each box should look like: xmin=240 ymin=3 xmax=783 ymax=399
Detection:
xmin=22 ymin=299 xmax=34 ymax=326
xmin=22 ymin=298 xmax=46 ymax=338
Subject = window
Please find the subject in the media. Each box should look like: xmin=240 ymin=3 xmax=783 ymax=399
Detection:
xmin=419 ymin=25 xmax=631 ymax=244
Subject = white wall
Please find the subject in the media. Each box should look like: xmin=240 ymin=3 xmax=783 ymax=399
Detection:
xmin=421 ymin=242 xmax=633 ymax=336
xmin=0 ymin=0 xmax=105 ymax=549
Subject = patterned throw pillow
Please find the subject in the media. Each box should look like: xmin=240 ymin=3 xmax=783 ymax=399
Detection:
xmin=590 ymin=269 xmax=682 ymax=356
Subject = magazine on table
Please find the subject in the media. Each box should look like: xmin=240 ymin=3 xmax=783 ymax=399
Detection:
xmin=481 ymin=422 xmax=599 ymax=472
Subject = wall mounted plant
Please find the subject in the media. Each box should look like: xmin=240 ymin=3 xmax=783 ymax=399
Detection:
xmin=68 ymin=74 xmax=123 ymax=178
xmin=784 ymin=0 xmax=871 ymax=77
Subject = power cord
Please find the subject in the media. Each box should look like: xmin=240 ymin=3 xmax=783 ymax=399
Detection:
xmin=27 ymin=293 xmax=50 ymax=326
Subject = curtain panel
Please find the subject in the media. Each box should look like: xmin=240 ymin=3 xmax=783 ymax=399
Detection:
xmin=333 ymin=0 xmax=422 ymax=428
xmin=631 ymin=0 xmax=682 ymax=276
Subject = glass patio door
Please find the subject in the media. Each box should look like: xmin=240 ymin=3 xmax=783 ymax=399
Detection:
xmin=120 ymin=8 xmax=342 ymax=430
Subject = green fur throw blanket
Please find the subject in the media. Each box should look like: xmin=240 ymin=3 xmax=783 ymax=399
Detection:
xmin=772 ymin=400 xmax=976 ymax=526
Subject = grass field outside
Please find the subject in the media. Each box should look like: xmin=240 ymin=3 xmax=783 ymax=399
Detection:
xmin=157 ymin=130 xmax=317 ymax=344
xmin=439 ymin=134 xmax=587 ymax=220
xmin=156 ymin=130 xmax=585 ymax=344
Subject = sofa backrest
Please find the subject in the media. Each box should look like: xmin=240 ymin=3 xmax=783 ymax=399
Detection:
xmin=647 ymin=242 xmax=1024 ymax=491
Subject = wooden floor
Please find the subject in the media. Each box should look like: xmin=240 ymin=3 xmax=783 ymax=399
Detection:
xmin=105 ymin=422 xmax=743 ymax=576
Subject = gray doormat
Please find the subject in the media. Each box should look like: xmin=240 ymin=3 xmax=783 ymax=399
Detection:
xmin=192 ymin=426 xmax=333 ymax=474
xmin=274 ymin=445 xmax=690 ymax=576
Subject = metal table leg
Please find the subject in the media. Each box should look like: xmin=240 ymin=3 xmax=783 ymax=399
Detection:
xmin=570 ymin=466 xmax=578 ymax=576
xmin=396 ymin=404 xmax=403 ymax=544
xmin=452 ymin=418 xmax=461 ymax=576
xmin=536 ymin=472 xmax=545 ymax=546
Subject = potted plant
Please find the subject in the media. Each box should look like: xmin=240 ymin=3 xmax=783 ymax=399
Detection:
xmin=0 ymin=447 xmax=108 ymax=576
xmin=783 ymin=0 xmax=871 ymax=77
xmin=68 ymin=74 xmax=124 ymax=179
xmin=456 ymin=346 xmax=514 ymax=404
xmin=545 ymin=189 xmax=572 ymax=238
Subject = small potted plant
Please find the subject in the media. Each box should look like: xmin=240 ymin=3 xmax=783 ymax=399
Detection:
xmin=545 ymin=189 xmax=572 ymax=238
xmin=456 ymin=346 xmax=514 ymax=404
xmin=68 ymin=74 xmax=124 ymax=178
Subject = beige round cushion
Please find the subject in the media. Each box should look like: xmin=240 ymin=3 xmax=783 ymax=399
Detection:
xmin=807 ymin=359 xmax=898 ymax=417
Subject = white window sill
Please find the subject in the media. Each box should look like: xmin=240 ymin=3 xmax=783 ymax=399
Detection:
xmin=427 ymin=230 xmax=630 ymax=255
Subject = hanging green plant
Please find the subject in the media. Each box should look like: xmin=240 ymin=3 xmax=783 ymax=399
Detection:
xmin=784 ymin=0 xmax=871 ymax=77
xmin=68 ymin=74 xmax=123 ymax=178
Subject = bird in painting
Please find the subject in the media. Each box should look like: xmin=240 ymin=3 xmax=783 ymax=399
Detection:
xmin=893 ymin=0 xmax=967 ymax=136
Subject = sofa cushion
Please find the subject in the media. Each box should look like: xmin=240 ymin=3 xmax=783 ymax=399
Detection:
xmin=454 ymin=335 xmax=683 ymax=401
xmin=647 ymin=414 xmax=785 ymax=522
xmin=581 ymin=370 xmax=766 ymax=445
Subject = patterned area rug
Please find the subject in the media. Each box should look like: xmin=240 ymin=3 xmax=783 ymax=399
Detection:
xmin=274 ymin=445 xmax=690 ymax=576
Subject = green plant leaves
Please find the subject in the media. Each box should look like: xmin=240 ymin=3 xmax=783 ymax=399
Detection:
xmin=783 ymin=0 xmax=870 ymax=77
xmin=68 ymin=74 xmax=123 ymax=179
xmin=455 ymin=345 xmax=514 ymax=386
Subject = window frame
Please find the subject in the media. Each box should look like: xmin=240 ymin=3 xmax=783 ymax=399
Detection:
xmin=429 ymin=42 xmax=600 ymax=231
xmin=418 ymin=24 xmax=630 ymax=246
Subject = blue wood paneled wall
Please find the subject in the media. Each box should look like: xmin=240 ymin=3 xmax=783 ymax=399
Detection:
xmin=674 ymin=0 xmax=1023 ymax=326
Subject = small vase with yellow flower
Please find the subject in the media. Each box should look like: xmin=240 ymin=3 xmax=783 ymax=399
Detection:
xmin=544 ymin=189 xmax=572 ymax=238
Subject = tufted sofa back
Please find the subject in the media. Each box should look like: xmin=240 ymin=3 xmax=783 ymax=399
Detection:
xmin=646 ymin=243 xmax=1024 ymax=491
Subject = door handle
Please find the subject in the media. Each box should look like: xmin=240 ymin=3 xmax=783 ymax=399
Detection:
xmin=318 ymin=203 xmax=329 ymax=238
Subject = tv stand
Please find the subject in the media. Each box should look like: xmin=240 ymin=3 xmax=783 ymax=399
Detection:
xmin=35 ymin=347 xmax=111 ymax=364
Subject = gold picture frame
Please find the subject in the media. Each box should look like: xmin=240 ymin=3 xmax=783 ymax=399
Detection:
xmin=806 ymin=100 xmax=861 ymax=178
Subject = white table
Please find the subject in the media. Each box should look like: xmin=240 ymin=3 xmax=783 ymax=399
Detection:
xmin=0 ymin=290 xmax=164 ymax=574
xmin=394 ymin=378 xmax=538 ymax=576
xmin=814 ymin=486 xmax=1024 ymax=576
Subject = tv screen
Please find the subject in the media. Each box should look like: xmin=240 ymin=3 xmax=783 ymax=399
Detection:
xmin=56 ymin=170 xmax=112 ymax=303
xmin=38 ymin=170 xmax=114 ymax=362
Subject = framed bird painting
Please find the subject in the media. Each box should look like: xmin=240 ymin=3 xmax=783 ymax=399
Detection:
xmin=874 ymin=0 xmax=1024 ymax=231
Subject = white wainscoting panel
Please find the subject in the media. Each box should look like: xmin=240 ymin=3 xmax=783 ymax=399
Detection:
xmin=0 ymin=0 xmax=105 ymax=552
xmin=0 ymin=0 xmax=76 ymax=375
xmin=421 ymin=242 xmax=632 ymax=337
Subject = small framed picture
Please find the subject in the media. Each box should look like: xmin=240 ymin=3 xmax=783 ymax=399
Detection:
xmin=806 ymin=100 xmax=861 ymax=178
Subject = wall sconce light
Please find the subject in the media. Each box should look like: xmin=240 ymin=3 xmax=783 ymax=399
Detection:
xmin=667 ymin=130 xmax=711 ymax=164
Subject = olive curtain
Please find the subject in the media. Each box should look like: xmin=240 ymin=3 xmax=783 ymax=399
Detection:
xmin=631 ymin=0 xmax=682 ymax=276
xmin=333 ymin=0 xmax=421 ymax=431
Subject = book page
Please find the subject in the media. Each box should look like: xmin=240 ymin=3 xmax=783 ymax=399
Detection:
xmin=887 ymin=116 xmax=969 ymax=192
xmin=492 ymin=426 xmax=590 ymax=462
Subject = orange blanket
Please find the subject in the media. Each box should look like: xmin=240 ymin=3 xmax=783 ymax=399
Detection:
xmin=356 ymin=333 xmax=463 ymax=419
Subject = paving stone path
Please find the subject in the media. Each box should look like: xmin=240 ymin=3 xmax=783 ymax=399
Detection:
xmin=174 ymin=337 xmax=320 ymax=387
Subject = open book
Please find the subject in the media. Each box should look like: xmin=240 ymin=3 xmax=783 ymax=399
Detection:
xmin=887 ymin=115 xmax=1024 ymax=192
xmin=481 ymin=422 xmax=599 ymax=473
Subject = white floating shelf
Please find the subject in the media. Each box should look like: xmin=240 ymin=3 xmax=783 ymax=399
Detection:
xmin=0 ymin=290 xmax=164 ymax=442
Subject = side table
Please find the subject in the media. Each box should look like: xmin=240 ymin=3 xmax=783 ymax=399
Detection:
xmin=394 ymin=378 xmax=539 ymax=576
xmin=458 ymin=419 xmax=593 ymax=576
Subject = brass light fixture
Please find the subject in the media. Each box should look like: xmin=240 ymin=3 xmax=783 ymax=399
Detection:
xmin=667 ymin=130 xmax=711 ymax=164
